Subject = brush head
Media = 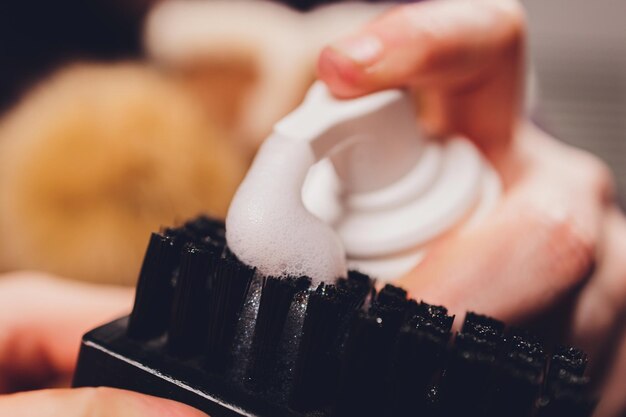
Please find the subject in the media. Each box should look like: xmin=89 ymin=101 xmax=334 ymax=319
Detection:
xmin=75 ymin=215 xmax=599 ymax=417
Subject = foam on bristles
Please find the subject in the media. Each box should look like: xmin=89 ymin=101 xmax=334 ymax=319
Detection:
xmin=226 ymin=134 xmax=347 ymax=284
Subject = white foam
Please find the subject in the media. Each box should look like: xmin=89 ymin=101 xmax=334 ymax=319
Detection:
xmin=226 ymin=134 xmax=347 ymax=285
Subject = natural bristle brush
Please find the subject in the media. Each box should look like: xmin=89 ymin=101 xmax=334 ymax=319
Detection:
xmin=73 ymin=83 xmax=597 ymax=417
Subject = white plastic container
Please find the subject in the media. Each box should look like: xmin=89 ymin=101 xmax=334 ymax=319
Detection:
xmin=226 ymin=82 xmax=501 ymax=283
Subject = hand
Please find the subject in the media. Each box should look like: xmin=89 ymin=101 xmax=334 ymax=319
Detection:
xmin=0 ymin=271 xmax=207 ymax=417
xmin=0 ymin=387 xmax=208 ymax=417
xmin=318 ymin=1 xmax=626 ymax=416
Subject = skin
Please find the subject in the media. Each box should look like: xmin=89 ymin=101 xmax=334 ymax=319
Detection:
xmin=0 ymin=272 xmax=207 ymax=417
xmin=0 ymin=1 xmax=624 ymax=416
xmin=318 ymin=0 xmax=626 ymax=416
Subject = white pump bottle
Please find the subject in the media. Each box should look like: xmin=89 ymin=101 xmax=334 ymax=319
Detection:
xmin=226 ymin=81 xmax=501 ymax=284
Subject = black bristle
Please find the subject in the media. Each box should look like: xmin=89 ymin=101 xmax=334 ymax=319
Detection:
xmin=377 ymin=284 xmax=407 ymax=305
xmin=536 ymin=345 xmax=596 ymax=417
xmin=438 ymin=313 xmax=505 ymax=417
xmin=462 ymin=312 xmax=505 ymax=342
xmin=164 ymin=215 xmax=226 ymax=249
xmin=204 ymin=254 xmax=255 ymax=373
xmin=388 ymin=319 xmax=452 ymax=417
xmin=406 ymin=300 xmax=455 ymax=333
xmin=485 ymin=329 xmax=545 ymax=417
xmin=184 ymin=215 xmax=226 ymax=244
xmin=346 ymin=269 xmax=372 ymax=285
xmin=333 ymin=305 xmax=402 ymax=417
xmin=337 ymin=270 xmax=374 ymax=309
xmin=505 ymin=328 xmax=546 ymax=364
xmin=549 ymin=345 xmax=588 ymax=377
xmin=369 ymin=284 xmax=408 ymax=336
xmin=333 ymin=311 xmax=387 ymax=417
xmin=167 ymin=243 xmax=213 ymax=357
xmin=289 ymin=283 xmax=358 ymax=412
xmin=161 ymin=224 xmax=197 ymax=254
xmin=485 ymin=358 xmax=543 ymax=417
xmin=537 ymin=370 xmax=597 ymax=417
xmin=246 ymin=275 xmax=311 ymax=390
xmin=127 ymin=232 xmax=178 ymax=340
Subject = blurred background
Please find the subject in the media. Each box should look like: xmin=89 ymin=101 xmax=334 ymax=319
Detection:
xmin=0 ymin=0 xmax=624 ymax=286
xmin=524 ymin=0 xmax=626 ymax=205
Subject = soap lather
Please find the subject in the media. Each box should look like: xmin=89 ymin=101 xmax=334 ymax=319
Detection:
xmin=226 ymin=81 xmax=501 ymax=283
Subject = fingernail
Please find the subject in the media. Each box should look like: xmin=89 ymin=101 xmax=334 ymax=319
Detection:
xmin=330 ymin=35 xmax=383 ymax=66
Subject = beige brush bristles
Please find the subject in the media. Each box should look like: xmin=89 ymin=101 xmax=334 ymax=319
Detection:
xmin=0 ymin=63 xmax=246 ymax=285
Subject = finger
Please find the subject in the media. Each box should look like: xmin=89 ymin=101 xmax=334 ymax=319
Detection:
xmin=568 ymin=207 xmax=626 ymax=373
xmin=319 ymin=0 xmax=524 ymax=92
xmin=318 ymin=0 xmax=525 ymax=150
xmin=0 ymin=387 xmax=209 ymax=417
xmin=398 ymin=190 xmax=595 ymax=329
xmin=397 ymin=133 xmax=606 ymax=328
xmin=0 ymin=272 xmax=133 ymax=391
xmin=594 ymin=328 xmax=626 ymax=417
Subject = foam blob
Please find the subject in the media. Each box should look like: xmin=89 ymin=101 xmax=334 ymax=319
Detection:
xmin=226 ymin=134 xmax=347 ymax=285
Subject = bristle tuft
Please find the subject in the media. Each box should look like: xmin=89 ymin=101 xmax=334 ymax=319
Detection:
xmin=289 ymin=283 xmax=361 ymax=412
xmin=205 ymin=254 xmax=255 ymax=373
xmin=388 ymin=302 xmax=453 ymax=416
xmin=438 ymin=313 xmax=505 ymax=416
xmin=246 ymin=275 xmax=311 ymax=390
xmin=167 ymin=243 xmax=214 ymax=357
xmin=127 ymin=232 xmax=178 ymax=340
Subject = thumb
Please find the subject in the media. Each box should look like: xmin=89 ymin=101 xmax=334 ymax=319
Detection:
xmin=0 ymin=387 xmax=209 ymax=417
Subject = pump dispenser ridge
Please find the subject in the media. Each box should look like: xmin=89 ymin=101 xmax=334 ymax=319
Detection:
xmin=226 ymin=81 xmax=502 ymax=282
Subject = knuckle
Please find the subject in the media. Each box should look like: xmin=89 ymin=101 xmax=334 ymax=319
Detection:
xmin=526 ymin=204 xmax=597 ymax=286
xmin=487 ymin=0 xmax=527 ymax=48
xmin=560 ymin=146 xmax=616 ymax=200
xmin=579 ymin=152 xmax=615 ymax=200
xmin=414 ymin=41 xmax=440 ymax=74
xmin=490 ymin=0 xmax=526 ymax=24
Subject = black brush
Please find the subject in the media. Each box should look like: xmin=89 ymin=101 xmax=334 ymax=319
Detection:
xmin=73 ymin=215 xmax=599 ymax=417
